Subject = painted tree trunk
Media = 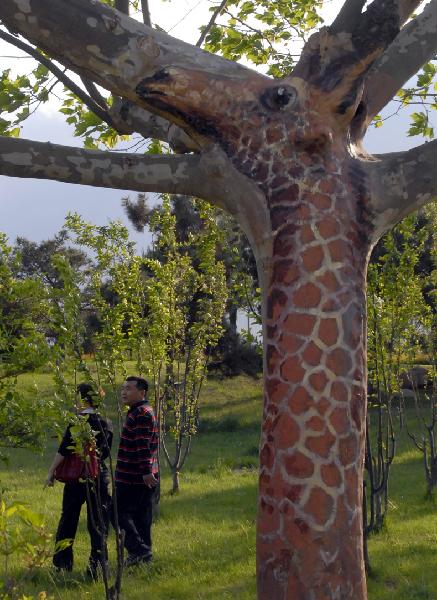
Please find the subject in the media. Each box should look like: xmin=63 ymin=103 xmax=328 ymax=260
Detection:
xmin=255 ymin=166 xmax=370 ymax=598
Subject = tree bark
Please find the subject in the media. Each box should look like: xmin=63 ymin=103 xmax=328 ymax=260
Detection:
xmin=172 ymin=469 xmax=180 ymax=494
xmin=363 ymin=0 xmax=437 ymax=128
xmin=0 ymin=136 xmax=205 ymax=195
xmin=364 ymin=140 xmax=437 ymax=239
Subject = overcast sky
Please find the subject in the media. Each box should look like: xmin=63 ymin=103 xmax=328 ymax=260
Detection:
xmin=0 ymin=0 xmax=434 ymax=252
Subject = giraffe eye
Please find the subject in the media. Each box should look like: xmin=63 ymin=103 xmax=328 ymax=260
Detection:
xmin=261 ymin=85 xmax=298 ymax=111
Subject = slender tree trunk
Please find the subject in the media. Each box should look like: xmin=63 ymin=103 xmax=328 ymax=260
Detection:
xmin=172 ymin=469 xmax=180 ymax=494
xmin=228 ymin=304 xmax=238 ymax=338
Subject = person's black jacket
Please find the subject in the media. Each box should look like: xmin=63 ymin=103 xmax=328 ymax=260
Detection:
xmin=58 ymin=410 xmax=113 ymax=471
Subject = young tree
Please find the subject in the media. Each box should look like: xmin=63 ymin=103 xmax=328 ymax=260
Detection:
xmin=0 ymin=234 xmax=51 ymax=452
xmin=141 ymin=196 xmax=227 ymax=493
xmin=363 ymin=213 xmax=432 ymax=569
xmin=0 ymin=1 xmax=436 ymax=598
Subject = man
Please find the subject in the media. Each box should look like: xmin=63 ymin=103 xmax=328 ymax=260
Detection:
xmin=115 ymin=376 xmax=159 ymax=566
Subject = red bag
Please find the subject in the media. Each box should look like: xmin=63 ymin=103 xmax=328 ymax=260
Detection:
xmin=54 ymin=445 xmax=99 ymax=483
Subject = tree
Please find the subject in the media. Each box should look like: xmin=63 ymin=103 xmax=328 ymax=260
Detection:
xmin=142 ymin=196 xmax=227 ymax=493
xmin=363 ymin=213 xmax=432 ymax=569
xmin=0 ymin=1 xmax=436 ymax=598
xmin=12 ymin=232 xmax=88 ymax=289
xmin=0 ymin=233 xmax=51 ymax=452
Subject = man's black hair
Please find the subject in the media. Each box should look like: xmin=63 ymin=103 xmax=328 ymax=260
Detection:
xmin=125 ymin=376 xmax=148 ymax=394
xmin=76 ymin=383 xmax=98 ymax=406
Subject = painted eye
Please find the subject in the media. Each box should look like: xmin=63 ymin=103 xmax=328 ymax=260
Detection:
xmin=261 ymin=85 xmax=298 ymax=111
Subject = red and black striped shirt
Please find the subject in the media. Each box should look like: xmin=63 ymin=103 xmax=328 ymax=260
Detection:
xmin=115 ymin=400 xmax=159 ymax=485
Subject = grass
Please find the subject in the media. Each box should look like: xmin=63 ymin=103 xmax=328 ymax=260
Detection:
xmin=1 ymin=373 xmax=437 ymax=599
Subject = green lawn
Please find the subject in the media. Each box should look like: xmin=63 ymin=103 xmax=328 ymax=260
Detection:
xmin=1 ymin=374 xmax=437 ymax=599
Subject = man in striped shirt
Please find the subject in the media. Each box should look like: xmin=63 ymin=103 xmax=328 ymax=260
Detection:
xmin=115 ymin=376 xmax=159 ymax=566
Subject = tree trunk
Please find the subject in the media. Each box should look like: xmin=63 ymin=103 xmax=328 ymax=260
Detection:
xmin=228 ymin=304 xmax=238 ymax=339
xmin=172 ymin=469 xmax=180 ymax=494
xmin=256 ymin=168 xmax=369 ymax=598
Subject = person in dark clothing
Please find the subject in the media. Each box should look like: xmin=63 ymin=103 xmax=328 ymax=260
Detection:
xmin=46 ymin=383 xmax=113 ymax=579
xmin=115 ymin=376 xmax=159 ymax=567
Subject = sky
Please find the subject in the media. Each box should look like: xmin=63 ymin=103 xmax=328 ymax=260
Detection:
xmin=0 ymin=0 xmax=435 ymax=252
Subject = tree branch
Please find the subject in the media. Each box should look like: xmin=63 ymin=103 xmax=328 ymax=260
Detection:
xmin=196 ymin=0 xmax=228 ymax=47
xmin=141 ymin=0 xmax=151 ymax=27
xmin=364 ymin=0 xmax=423 ymax=27
xmin=293 ymin=0 xmax=405 ymax=108
xmin=397 ymin=0 xmax=424 ymax=25
xmin=0 ymin=0 xmax=258 ymax=144
xmin=80 ymin=76 xmax=109 ymax=111
xmin=365 ymin=139 xmax=437 ymax=240
xmin=115 ymin=0 xmax=129 ymax=15
xmin=0 ymin=135 xmax=204 ymax=196
xmin=108 ymin=98 xmax=200 ymax=152
xmin=363 ymin=1 xmax=437 ymax=126
xmin=0 ymin=134 xmax=271 ymax=271
xmin=0 ymin=28 xmax=113 ymax=126
xmin=330 ymin=0 xmax=367 ymax=34
xmin=0 ymin=25 xmax=198 ymax=151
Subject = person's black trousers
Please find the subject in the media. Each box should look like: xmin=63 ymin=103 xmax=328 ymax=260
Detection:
xmin=115 ymin=482 xmax=155 ymax=558
xmin=53 ymin=473 xmax=110 ymax=570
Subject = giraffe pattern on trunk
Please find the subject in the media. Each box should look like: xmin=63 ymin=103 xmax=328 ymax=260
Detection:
xmin=206 ymin=75 xmax=375 ymax=598
xmin=140 ymin=64 xmax=377 ymax=597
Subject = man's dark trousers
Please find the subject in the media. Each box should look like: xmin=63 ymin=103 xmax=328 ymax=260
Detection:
xmin=116 ymin=482 xmax=155 ymax=558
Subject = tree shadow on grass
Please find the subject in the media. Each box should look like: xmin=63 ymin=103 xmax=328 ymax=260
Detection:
xmin=368 ymin=540 xmax=437 ymax=600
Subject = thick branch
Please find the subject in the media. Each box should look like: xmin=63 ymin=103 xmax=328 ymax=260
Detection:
xmin=363 ymin=1 xmax=437 ymax=124
xmin=397 ymin=0 xmax=424 ymax=24
xmin=293 ymin=0 xmax=405 ymax=102
xmin=0 ymin=0 xmax=258 ymax=143
xmin=365 ymin=139 xmax=437 ymax=240
xmin=0 ymin=135 xmax=204 ymax=196
xmin=0 ymin=134 xmax=271 ymax=273
xmin=0 ymin=26 xmax=198 ymax=151
xmin=368 ymin=0 xmax=423 ymax=26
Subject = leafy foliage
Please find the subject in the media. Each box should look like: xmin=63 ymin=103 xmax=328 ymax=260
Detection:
xmin=0 ymin=235 xmax=52 ymax=451
xmin=368 ymin=214 xmax=431 ymax=394
xmin=203 ymin=0 xmax=322 ymax=76
xmin=0 ymin=64 xmax=50 ymax=137
xmin=0 ymin=493 xmax=52 ymax=597
xmin=397 ymin=62 xmax=437 ymax=140
xmin=136 ymin=196 xmax=228 ymax=491
xmin=59 ymin=91 xmax=130 ymax=149
xmin=363 ymin=213 xmax=432 ymax=551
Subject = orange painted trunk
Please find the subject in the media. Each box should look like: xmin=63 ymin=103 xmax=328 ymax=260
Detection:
xmin=256 ymin=169 xmax=371 ymax=599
